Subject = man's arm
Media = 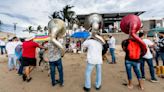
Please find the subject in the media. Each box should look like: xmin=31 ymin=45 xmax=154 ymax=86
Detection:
xmin=147 ymin=39 xmax=155 ymax=48
xmin=38 ymin=45 xmax=46 ymax=49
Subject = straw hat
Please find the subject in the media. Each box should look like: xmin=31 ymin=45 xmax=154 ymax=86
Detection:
xmin=25 ymin=35 xmax=35 ymax=41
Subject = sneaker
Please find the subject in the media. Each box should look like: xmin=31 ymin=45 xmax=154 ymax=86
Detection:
xmin=95 ymin=86 xmax=101 ymax=90
xmin=150 ymin=79 xmax=159 ymax=83
xmin=142 ymin=77 xmax=146 ymax=80
xmin=26 ymin=77 xmax=32 ymax=82
xmin=52 ymin=82 xmax=57 ymax=86
xmin=60 ymin=83 xmax=64 ymax=87
xmin=83 ymin=87 xmax=90 ymax=92
xmin=52 ymin=80 xmax=59 ymax=86
xmin=109 ymin=62 xmax=114 ymax=64
xmin=142 ymin=78 xmax=146 ymax=80
xmin=22 ymin=74 xmax=27 ymax=81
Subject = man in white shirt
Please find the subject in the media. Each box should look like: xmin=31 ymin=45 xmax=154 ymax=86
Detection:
xmin=139 ymin=33 xmax=158 ymax=82
xmin=108 ymin=34 xmax=116 ymax=64
xmin=6 ymin=37 xmax=20 ymax=71
xmin=82 ymin=38 xmax=103 ymax=91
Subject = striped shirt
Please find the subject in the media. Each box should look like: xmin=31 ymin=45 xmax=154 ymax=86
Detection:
xmin=158 ymin=38 xmax=164 ymax=52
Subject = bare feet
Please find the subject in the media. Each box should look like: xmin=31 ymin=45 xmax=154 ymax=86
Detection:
xmin=138 ymin=84 xmax=144 ymax=90
xmin=127 ymin=85 xmax=133 ymax=89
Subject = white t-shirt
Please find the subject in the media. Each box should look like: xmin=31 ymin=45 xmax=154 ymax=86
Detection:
xmin=70 ymin=43 xmax=76 ymax=49
xmin=143 ymin=39 xmax=154 ymax=59
xmin=82 ymin=39 xmax=103 ymax=64
xmin=0 ymin=40 xmax=6 ymax=46
xmin=108 ymin=37 xmax=115 ymax=48
xmin=6 ymin=41 xmax=21 ymax=55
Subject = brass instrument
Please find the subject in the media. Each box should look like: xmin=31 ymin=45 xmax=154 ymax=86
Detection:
xmin=48 ymin=19 xmax=66 ymax=56
xmin=84 ymin=13 xmax=105 ymax=44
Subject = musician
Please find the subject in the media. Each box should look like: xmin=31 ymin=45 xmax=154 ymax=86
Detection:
xmin=82 ymin=37 xmax=103 ymax=91
xmin=22 ymin=36 xmax=45 ymax=82
xmin=47 ymin=19 xmax=65 ymax=87
xmin=121 ymin=15 xmax=146 ymax=90
xmin=82 ymin=13 xmax=104 ymax=91
xmin=45 ymin=39 xmax=64 ymax=86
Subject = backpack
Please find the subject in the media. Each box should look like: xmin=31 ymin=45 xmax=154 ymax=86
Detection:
xmin=127 ymin=39 xmax=141 ymax=60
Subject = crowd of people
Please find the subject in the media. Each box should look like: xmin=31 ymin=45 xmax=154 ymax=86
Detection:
xmin=0 ymin=31 xmax=164 ymax=91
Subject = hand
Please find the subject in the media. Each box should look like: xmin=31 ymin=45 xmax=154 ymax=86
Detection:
xmin=61 ymin=49 xmax=65 ymax=57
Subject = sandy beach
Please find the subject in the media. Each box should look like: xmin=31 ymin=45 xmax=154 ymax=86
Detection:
xmin=0 ymin=45 xmax=164 ymax=92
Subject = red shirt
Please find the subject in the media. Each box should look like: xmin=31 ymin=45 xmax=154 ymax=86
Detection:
xmin=22 ymin=41 xmax=39 ymax=58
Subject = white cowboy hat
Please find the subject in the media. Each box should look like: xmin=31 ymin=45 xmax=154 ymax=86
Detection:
xmin=25 ymin=35 xmax=35 ymax=41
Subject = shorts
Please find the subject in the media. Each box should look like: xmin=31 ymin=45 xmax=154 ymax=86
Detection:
xmin=22 ymin=57 xmax=36 ymax=66
xmin=66 ymin=44 xmax=69 ymax=48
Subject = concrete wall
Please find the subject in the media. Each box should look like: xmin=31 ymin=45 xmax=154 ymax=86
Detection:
xmin=142 ymin=21 xmax=150 ymax=31
xmin=0 ymin=32 xmax=15 ymax=39
xmin=142 ymin=19 xmax=164 ymax=32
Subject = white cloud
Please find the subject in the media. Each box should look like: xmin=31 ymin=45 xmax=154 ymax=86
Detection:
xmin=0 ymin=0 xmax=164 ymax=36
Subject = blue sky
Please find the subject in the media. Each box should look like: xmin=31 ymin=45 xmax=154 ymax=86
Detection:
xmin=0 ymin=0 xmax=164 ymax=34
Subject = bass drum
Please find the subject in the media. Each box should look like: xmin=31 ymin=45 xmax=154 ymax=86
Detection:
xmin=43 ymin=49 xmax=49 ymax=62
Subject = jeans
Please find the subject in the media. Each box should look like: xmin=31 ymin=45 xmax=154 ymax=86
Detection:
xmin=155 ymin=51 xmax=160 ymax=66
xmin=85 ymin=63 xmax=102 ymax=88
xmin=159 ymin=52 xmax=164 ymax=65
xmin=49 ymin=58 xmax=64 ymax=84
xmin=18 ymin=57 xmax=23 ymax=75
xmin=140 ymin=58 xmax=156 ymax=80
xmin=0 ymin=46 xmax=6 ymax=55
xmin=8 ymin=54 xmax=19 ymax=70
xmin=125 ymin=60 xmax=141 ymax=80
xmin=109 ymin=48 xmax=116 ymax=63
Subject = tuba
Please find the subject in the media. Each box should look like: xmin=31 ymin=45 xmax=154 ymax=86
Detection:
xmin=84 ymin=13 xmax=105 ymax=44
xmin=120 ymin=14 xmax=147 ymax=56
xmin=48 ymin=19 xmax=66 ymax=56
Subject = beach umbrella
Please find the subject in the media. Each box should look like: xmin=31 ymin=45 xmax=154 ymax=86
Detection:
xmin=150 ymin=27 xmax=164 ymax=32
xmin=148 ymin=27 xmax=164 ymax=37
xmin=33 ymin=34 xmax=49 ymax=42
xmin=71 ymin=31 xmax=90 ymax=38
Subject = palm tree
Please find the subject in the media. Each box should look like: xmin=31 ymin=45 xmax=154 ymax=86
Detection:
xmin=51 ymin=11 xmax=62 ymax=19
xmin=26 ymin=26 xmax=37 ymax=33
xmin=51 ymin=5 xmax=76 ymax=30
xmin=61 ymin=5 xmax=75 ymax=22
xmin=61 ymin=5 xmax=76 ymax=29
xmin=44 ymin=26 xmax=48 ymax=35
xmin=37 ymin=25 xmax=42 ymax=32
xmin=28 ymin=26 xmax=33 ymax=33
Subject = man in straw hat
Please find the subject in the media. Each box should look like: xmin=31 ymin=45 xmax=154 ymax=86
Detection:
xmin=22 ymin=35 xmax=45 ymax=82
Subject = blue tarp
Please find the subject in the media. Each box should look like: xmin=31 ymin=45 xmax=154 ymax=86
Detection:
xmin=71 ymin=31 xmax=90 ymax=38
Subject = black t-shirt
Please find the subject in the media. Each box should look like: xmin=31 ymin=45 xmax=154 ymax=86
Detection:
xmin=102 ymin=42 xmax=109 ymax=55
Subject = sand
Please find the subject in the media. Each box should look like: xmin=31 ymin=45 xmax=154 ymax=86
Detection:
xmin=0 ymin=46 xmax=164 ymax=92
